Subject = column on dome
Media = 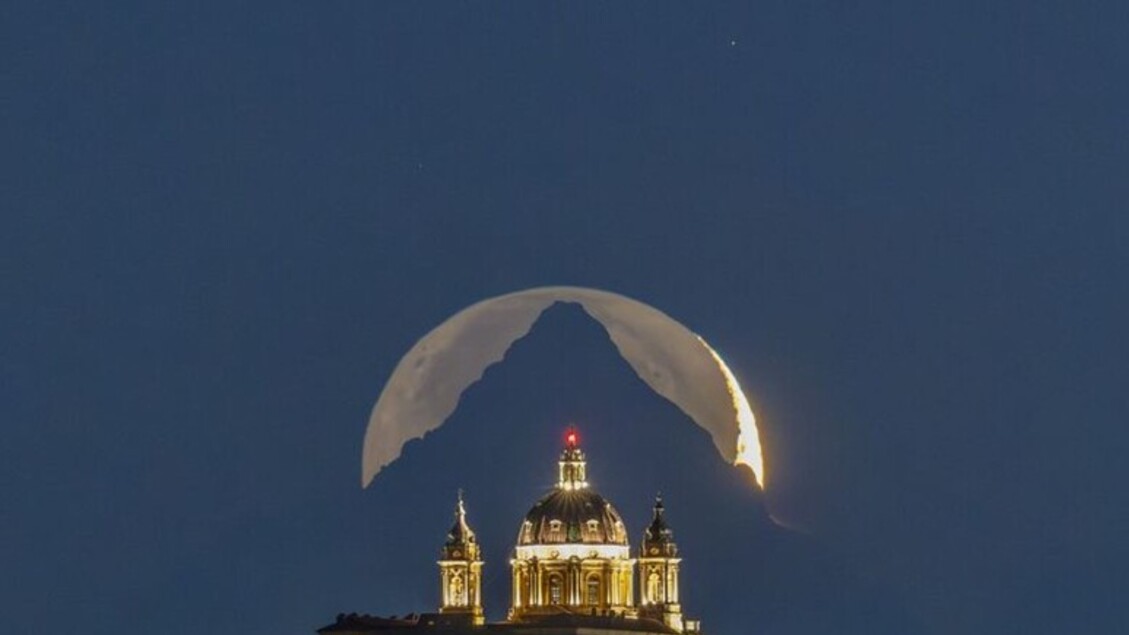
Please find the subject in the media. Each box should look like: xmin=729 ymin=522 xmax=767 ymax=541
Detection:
xmin=569 ymin=557 xmax=580 ymax=606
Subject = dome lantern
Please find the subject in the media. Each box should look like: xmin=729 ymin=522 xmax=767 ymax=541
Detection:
xmin=557 ymin=427 xmax=588 ymax=490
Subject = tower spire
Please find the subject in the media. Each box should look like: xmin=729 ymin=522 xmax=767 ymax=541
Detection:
xmin=438 ymin=491 xmax=484 ymax=624
xmin=639 ymin=494 xmax=684 ymax=631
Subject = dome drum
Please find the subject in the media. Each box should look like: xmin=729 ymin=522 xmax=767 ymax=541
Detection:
xmin=514 ymin=543 xmax=630 ymax=561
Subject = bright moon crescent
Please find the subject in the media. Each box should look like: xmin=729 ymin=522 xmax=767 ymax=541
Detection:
xmin=362 ymin=286 xmax=766 ymax=489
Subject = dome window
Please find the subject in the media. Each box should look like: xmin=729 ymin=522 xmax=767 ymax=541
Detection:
xmin=586 ymin=574 xmax=601 ymax=605
xmin=548 ymin=574 xmax=564 ymax=604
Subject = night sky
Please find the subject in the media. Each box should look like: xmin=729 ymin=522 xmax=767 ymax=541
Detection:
xmin=3 ymin=3 xmax=1127 ymax=635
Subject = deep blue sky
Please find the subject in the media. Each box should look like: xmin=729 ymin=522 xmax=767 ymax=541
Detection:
xmin=2 ymin=2 xmax=1126 ymax=635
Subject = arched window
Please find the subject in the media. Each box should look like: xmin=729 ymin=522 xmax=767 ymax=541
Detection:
xmin=449 ymin=573 xmax=465 ymax=606
xmin=548 ymin=574 xmax=563 ymax=605
xmin=647 ymin=571 xmax=662 ymax=604
xmin=586 ymin=575 xmax=601 ymax=605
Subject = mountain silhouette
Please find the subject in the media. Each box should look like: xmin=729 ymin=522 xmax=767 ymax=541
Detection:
xmin=352 ymin=304 xmax=924 ymax=635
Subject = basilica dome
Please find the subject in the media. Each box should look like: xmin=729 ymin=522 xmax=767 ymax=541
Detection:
xmin=518 ymin=488 xmax=628 ymax=546
xmin=514 ymin=430 xmax=630 ymax=547
xmin=508 ymin=431 xmax=637 ymax=620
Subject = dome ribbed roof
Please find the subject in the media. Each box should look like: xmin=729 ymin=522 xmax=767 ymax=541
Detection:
xmin=517 ymin=488 xmax=628 ymax=546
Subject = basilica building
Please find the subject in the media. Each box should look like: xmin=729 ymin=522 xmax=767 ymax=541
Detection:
xmin=321 ymin=431 xmax=702 ymax=635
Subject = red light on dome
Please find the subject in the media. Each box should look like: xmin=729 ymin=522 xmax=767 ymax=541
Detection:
xmin=565 ymin=428 xmax=579 ymax=447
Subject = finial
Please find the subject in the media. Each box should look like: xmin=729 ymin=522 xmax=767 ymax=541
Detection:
xmin=564 ymin=425 xmax=579 ymax=449
xmin=456 ymin=488 xmax=466 ymax=517
xmin=654 ymin=492 xmax=665 ymax=513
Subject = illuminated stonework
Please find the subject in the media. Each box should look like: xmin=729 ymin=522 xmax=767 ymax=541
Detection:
xmin=421 ymin=432 xmax=703 ymax=635
xmin=509 ymin=434 xmax=636 ymax=620
xmin=437 ymin=492 xmax=484 ymax=625
xmin=637 ymin=497 xmax=683 ymax=632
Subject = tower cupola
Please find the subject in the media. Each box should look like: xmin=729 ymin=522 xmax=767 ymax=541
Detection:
xmin=642 ymin=496 xmax=678 ymax=558
xmin=443 ymin=491 xmax=480 ymax=560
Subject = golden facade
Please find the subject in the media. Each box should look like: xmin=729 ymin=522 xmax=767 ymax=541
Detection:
xmin=437 ymin=432 xmax=699 ymax=634
xmin=437 ymin=493 xmax=484 ymax=624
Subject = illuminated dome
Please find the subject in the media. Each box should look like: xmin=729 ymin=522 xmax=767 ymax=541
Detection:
xmin=518 ymin=488 xmax=629 ymax=546
xmin=508 ymin=430 xmax=637 ymax=620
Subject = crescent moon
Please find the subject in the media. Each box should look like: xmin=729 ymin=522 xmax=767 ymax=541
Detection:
xmin=362 ymin=286 xmax=765 ymax=488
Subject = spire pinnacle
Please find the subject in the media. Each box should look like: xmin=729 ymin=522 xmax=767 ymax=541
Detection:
xmin=644 ymin=493 xmax=677 ymax=553
xmin=438 ymin=492 xmax=483 ymax=623
xmin=445 ymin=490 xmax=477 ymax=552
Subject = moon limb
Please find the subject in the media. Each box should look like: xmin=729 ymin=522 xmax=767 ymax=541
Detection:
xmin=362 ymin=286 xmax=765 ymax=489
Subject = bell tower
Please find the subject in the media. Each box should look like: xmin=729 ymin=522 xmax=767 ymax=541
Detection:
xmin=438 ymin=491 xmax=484 ymax=625
xmin=638 ymin=496 xmax=684 ymax=631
